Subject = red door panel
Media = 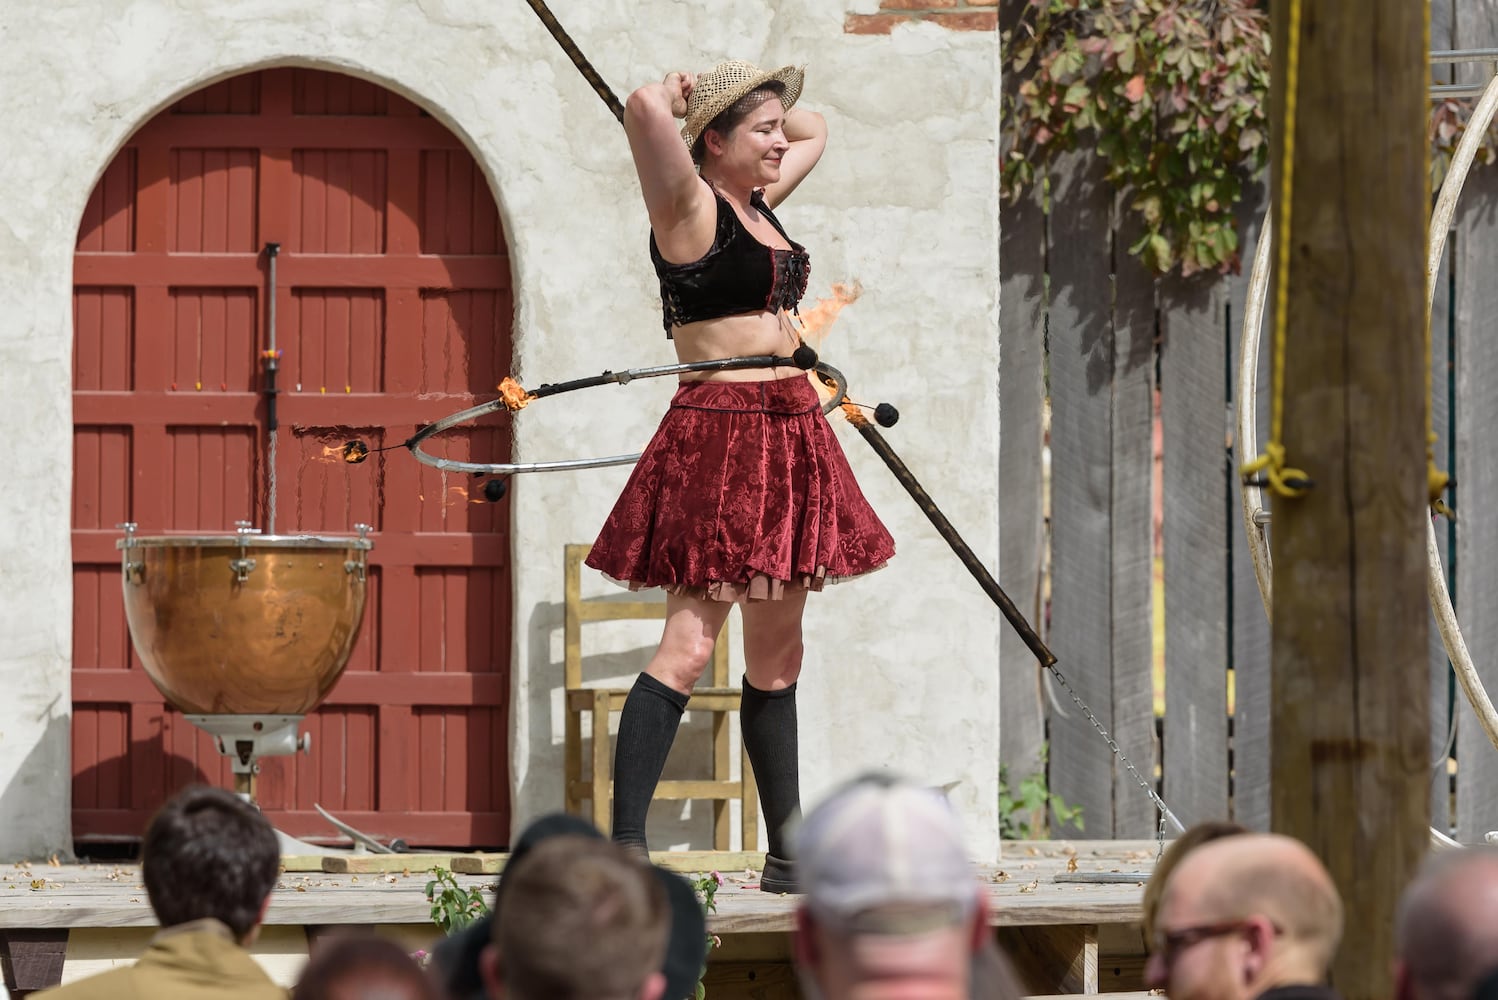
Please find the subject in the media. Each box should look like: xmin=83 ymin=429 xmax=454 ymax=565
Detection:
xmin=72 ymin=68 xmax=512 ymax=848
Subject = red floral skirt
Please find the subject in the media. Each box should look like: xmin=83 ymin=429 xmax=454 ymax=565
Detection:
xmin=586 ymin=375 xmax=895 ymax=602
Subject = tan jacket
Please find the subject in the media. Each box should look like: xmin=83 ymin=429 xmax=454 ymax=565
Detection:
xmin=34 ymin=919 xmax=288 ymax=1000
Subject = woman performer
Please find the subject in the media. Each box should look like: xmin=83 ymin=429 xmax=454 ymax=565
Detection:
xmin=585 ymin=60 xmax=894 ymax=892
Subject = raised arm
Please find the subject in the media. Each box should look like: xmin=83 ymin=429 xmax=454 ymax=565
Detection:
xmin=761 ymin=108 xmax=827 ymax=209
xmin=624 ymin=73 xmax=714 ymax=253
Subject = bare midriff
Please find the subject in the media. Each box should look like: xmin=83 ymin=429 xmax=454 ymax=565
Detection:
xmin=672 ymin=309 xmax=803 ymax=382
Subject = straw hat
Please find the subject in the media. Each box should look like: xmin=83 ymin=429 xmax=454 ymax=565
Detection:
xmin=680 ymin=60 xmax=805 ymax=148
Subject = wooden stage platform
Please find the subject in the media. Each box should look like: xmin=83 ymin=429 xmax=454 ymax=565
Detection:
xmin=0 ymin=840 xmax=1157 ymax=998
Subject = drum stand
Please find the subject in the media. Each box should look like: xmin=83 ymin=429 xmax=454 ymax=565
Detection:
xmin=188 ymin=713 xmax=399 ymax=854
xmin=187 ymin=714 xmax=310 ymax=800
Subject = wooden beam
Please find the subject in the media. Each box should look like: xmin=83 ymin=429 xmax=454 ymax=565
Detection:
xmin=1267 ymin=1 xmax=1430 ymax=998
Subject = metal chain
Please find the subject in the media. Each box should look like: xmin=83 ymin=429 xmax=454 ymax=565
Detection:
xmin=1044 ymin=658 xmax=1184 ymax=850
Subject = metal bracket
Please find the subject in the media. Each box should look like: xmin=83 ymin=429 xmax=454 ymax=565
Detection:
xmin=117 ymin=522 xmax=144 ymax=583
xmin=231 ymin=520 xmax=260 ymax=582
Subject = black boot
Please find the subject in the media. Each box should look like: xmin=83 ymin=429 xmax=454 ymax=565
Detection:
xmin=611 ymin=672 xmax=688 ymax=856
xmin=741 ymin=679 xmax=802 ymax=893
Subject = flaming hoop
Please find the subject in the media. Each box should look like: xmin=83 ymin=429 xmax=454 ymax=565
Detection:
xmin=339 ymin=352 xmax=848 ymax=477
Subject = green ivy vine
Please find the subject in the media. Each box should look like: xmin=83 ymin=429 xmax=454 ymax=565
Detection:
xmin=1002 ymin=0 xmax=1271 ymax=276
xmin=1003 ymin=1 xmax=1498 ymax=279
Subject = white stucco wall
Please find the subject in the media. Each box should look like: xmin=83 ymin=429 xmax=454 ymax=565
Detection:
xmin=0 ymin=0 xmax=1001 ymax=860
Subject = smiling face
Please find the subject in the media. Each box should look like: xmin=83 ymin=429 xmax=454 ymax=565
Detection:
xmin=701 ymin=90 xmax=788 ymax=188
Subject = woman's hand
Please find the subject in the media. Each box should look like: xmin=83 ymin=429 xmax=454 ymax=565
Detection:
xmin=662 ymin=71 xmax=695 ymax=118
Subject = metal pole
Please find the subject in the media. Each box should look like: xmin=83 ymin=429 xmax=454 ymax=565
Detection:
xmin=264 ymin=242 xmax=281 ymax=534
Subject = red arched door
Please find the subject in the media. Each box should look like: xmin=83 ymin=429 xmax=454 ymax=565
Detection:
xmin=71 ymin=68 xmax=512 ymax=848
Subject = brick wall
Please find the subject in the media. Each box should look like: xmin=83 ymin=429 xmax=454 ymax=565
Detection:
xmin=844 ymin=0 xmax=997 ymax=34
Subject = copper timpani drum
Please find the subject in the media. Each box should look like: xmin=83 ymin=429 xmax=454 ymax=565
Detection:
xmin=117 ymin=522 xmax=373 ymax=716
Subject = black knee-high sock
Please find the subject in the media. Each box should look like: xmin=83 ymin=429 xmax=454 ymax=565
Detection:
xmin=741 ymin=680 xmax=801 ymax=860
xmin=611 ymin=672 xmax=689 ymax=851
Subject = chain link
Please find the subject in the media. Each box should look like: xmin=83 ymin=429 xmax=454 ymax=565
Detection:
xmin=1044 ymin=659 xmax=1183 ymax=854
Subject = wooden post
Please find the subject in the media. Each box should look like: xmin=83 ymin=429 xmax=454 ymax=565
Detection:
xmin=1268 ymin=2 xmax=1429 ymax=998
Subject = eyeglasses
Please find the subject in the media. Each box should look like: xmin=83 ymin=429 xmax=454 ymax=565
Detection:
xmin=1151 ymin=920 xmax=1259 ymax=964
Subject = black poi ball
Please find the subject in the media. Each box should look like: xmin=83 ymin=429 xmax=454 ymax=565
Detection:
xmin=343 ymin=440 xmax=370 ymax=464
xmin=792 ymin=344 xmax=818 ymax=370
xmin=874 ymin=403 xmax=900 ymax=428
xmin=482 ymin=478 xmax=507 ymax=502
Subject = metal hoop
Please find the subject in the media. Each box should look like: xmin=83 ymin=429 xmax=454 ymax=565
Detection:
xmin=1235 ymin=72 xmax=1498 ymax=846
xmin=406 ymin=356 xmax=849 ymax=476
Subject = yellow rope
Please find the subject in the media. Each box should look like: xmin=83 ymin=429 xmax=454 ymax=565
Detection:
xmin=1424 ymin=0 xmax=1454 ymax=517
xmin=1241 ymin=0 xmax=1312 ymax=498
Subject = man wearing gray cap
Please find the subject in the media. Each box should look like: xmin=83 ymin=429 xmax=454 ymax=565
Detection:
xmin=791 ymin=773 xmax=999 ymax=1000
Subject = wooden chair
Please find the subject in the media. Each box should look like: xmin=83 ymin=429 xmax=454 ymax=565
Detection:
xmin=563 ymin=543 xmax=759 ymax=850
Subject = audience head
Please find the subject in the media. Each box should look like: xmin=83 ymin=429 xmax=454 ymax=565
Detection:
xmin=483 ymin=835 xmax=670 ymax=1000
xmin=294 ymin=933 xmax=439 ymax=1000
xmin=1143 ymin=821 xmax=1250 ymax=947
xmin=792 ymin=773 xmax=986 ymax=1000
xmin=141 ymin=784 xmax=281 ymax=943
xmin=431 ymin=813 xmax=604 ymax=1000
xmin=1144 ymin=833 xmax=1342 ymax=1000
xmin=1395 ymin=847 xmax=1498 ymax=1000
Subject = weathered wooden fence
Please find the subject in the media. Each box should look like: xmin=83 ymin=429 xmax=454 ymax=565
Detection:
xmin=999 ymin=0 xmax=1498 ymax=840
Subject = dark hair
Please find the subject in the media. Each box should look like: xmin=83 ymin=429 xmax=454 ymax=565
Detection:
xmin=690 ymin=82 xmax=786 ymax=165
xmin=294 ymin=933 xmax=440 ymax=1000
xmin=141 ymin=785 xmax=281 ymax=940
xmin=495 ymin=836 xmax=669 ymax=1000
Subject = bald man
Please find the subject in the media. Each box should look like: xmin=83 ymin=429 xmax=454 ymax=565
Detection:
xmin=1144 ymin=833 xmax=1344 ymax=1000
xmin=1395 ymin=847 xmax=1498 ymax=1000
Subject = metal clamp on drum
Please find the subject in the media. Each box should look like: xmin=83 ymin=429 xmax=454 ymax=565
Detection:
xmin=117 ymin=521 xmax=144 ymax=583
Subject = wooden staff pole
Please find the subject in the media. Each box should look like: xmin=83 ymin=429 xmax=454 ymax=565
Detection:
xmin=1268 ymin=2 xmax=1430 ymax=997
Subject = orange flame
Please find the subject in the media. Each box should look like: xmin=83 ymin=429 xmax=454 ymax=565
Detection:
xmin=840 ymin=401 xmax=869 ymax=427
xmin=796 ymin=281 xmax=862 ymax=348
xmin=498 ymin=377 xmax=532 ymax=411
xmin=445 ymin=485 xmax=491 ymax=506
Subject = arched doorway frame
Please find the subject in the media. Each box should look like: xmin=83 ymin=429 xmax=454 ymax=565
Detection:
xmin=62 ymin=56 xmax=528 ymax=851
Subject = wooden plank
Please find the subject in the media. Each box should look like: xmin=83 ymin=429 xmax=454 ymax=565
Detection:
xmin=1 ymin=929 xmax=68 ymax=992
xmin=450 ymin=853 xmax=510 ymax=875
xmin=1267 ymin=3 xmax=1431 ymax=998
xmin=0 ymin=855 xmax=1152 ymax=934
xmin=998 ymin=0 xmax=1050 ymax=797
xmin=699 ymin=961 xmax=799 ymax=1000
xmin=1227 ymin=180 xmax=1272 ymax=831
xmin=1045 ymin=151 xmax=1119 ymax=837
xmin=997 ymin=924 xmax=1099 ymax=995
xmin=1109 ymin=209 xmax=1159 ymax=838
xmin=1160 ymin=274 xmax=1230 ymax=826
xmin=1097 ymin=920 xmax=1150 ymax=992
xmin=321 ymin=854 xmax=467 ymax=874
xmin=1454 ymin=0 xmax=1498 ymax=843
xmin=451 ymin=850 xmax=765 ymax=876
xmin=1433 ymin=0 xmax=1456 ymax=86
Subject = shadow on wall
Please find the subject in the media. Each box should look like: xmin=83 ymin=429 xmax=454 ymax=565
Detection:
xmin=70 ymin=728 xmax=217 ymax=858
xmin=0 ymin=712 xmax=90 ymax=862
xmin=520 ymin=598 xmax=719 ymax=850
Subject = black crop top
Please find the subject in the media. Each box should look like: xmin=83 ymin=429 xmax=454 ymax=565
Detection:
xmin=649 ymin=188 xmax=811 ymax=337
